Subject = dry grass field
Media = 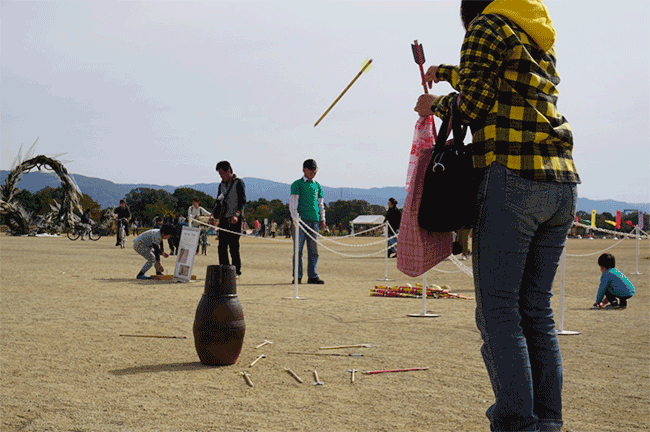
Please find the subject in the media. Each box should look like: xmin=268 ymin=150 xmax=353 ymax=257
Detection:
xmin=1 ymin=233 xmax=648 ymax=432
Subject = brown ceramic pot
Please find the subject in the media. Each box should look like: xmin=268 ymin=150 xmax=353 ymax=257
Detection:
xmin=193 ymin=265 xmax=245 ymax=365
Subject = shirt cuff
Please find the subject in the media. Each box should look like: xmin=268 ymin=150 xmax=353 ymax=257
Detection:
xmin=437 ymin=65 xmax=456 ymax=83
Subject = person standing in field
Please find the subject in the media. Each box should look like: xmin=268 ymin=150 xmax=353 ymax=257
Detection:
xmin=415 ymin=1 xmax=580 ymax=430
xmin=213 ymin=161 xmax=246 ymax=277
xmin=188 ymin=197 xmax=211 ymax=227
xmin=289 ymin=159 xmax=326 ymax=284
xmin=384 ymin=197 xmax=401 ymax=258
xmin=188 ymin=197 xmax=212 ymax=254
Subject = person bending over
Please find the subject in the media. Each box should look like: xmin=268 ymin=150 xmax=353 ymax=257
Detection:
xmin=132 ymin=224 xmax=175 ymax=280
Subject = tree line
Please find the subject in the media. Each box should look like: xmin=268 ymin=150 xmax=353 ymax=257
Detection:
xmin=3 ymin=186 xmax=387 ymax=232
xmin=3 ymin=185 xmax=646 ymax=236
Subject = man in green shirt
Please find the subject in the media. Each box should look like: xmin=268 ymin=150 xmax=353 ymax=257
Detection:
xmin=290 ymin=159 xmax=326 ymax=284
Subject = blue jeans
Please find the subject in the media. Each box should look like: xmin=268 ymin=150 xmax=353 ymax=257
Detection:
xmin=388 ymin=229 xmax=399 ymax=254
xmin=473 ymin=163 xmax=576 ymax=432
xmin=292 ymin=220 xmax=320 ymax=280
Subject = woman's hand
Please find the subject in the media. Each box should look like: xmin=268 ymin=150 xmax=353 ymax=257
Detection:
xmin=414 ymin=94 xmax=438 ymax=117
xmin=425 ymin=65 xmax=439 ymax=88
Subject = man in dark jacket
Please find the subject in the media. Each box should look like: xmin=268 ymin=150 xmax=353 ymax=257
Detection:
xmin=213 ymin=161 xmax=246 ymax=277
xmin=384 ymin=198 xmax=401 ymax=258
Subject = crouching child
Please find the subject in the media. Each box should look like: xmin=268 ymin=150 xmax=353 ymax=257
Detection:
xmin=592 ymin=253 xmax=635 ymax=309
xmin=133 ymin=223 xmax=175 ymax=280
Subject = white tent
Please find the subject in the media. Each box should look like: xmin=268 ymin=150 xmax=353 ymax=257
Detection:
xmin=350 ymin=215 xmax=385 ymax=235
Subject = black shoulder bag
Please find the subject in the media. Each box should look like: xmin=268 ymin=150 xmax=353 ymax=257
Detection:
xmin=213 ymin=179 xmax=237 ymax=219
xmin=418 ymin=94 xmax=479 ymax=232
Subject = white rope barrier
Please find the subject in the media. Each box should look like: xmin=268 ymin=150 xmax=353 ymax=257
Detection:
xmin=193 ymin=217 xmax=645 ymax=272
xmin=192 ymin=216 xmax=646 ymax=326
xmin=191 ymin=217 xmax=293 ymax=243
xmin=565 ymin=237 xmax=629 ymax=257
xmin=298 ymin=219 xmax=393 ymax=258
xmin=329 ymin=223 xmax=388 ymax=240
xmin=573 ymin=222 xmax=650 ymax=239
xmin=300 ymin=220 xmax=396 ymax=248
xmin=193 ymin=217 xmax=400 ymax=250
xmin=448 ymin=255 xmax=474 ymax=277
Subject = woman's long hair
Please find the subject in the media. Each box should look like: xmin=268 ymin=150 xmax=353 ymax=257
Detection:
xmin=460 ymin=0 xmax=494 ymax=30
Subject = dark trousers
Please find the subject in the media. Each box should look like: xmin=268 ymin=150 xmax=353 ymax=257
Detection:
xmin=116 ymin=220 xmax=127 ymax=244
xmin=218 ymin=218 xmax=242 ymax=275
xmin=605 ymin=291 xmax=631 ymax=307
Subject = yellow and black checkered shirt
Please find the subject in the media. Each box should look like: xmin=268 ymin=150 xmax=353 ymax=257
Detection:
xmin=432 ymin=13 xmax=580 ymax=184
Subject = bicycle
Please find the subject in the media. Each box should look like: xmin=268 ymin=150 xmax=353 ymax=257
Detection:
xmin=67 ymin=223 xmax=101 ymax=241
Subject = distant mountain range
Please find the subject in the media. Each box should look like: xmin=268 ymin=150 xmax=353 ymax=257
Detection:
xmin=1 ymin=170 xmax=648 ymax=214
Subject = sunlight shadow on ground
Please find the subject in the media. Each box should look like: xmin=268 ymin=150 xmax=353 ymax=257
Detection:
xmin=109 ymin=361 xmax=221 ymax=375
xmin=95 ymin=278 xmax=184 ymax=285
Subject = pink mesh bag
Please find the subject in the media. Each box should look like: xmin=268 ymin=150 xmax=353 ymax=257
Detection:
xmin=397 ymin=115 xmax=452 ymax=277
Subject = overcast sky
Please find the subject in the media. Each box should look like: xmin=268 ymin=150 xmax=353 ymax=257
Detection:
xmin=2 ymin=0 xmax=649 ymax=203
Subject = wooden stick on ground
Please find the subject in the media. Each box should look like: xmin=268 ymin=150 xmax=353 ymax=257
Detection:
xmin=239 ymin=371 xmax=254 ymax=387
xmin=284 ymin=368 xmax=304 ymax=383
xmin=363 ymin=367 xmax=429 ymax=375
xmin=249 ymin=354 xmax=266 ymax=368
xmin=319 ymin=344 xmax=371 ymax=350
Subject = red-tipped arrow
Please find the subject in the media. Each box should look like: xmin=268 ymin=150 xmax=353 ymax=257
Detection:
xmin=411 ymin=40 xmax=428 ymax=94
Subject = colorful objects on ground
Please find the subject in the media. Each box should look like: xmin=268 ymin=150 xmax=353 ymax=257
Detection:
xmin=371 ymin=284 xmax=474 ymax=300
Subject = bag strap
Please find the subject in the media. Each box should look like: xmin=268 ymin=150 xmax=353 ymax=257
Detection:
xmin=434 ymin=94 xmax=467 ymax=149
xmin=220 ymin=178 xmax=237 ymax=198
xmin=215 ymin=179 xmax=238 ymax=214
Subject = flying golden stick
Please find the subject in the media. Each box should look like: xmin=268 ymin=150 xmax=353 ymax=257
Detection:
xmin=314 ymin=58 xmax=373 ymax=127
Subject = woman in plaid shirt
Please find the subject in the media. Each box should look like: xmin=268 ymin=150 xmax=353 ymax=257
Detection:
xmin=415 ymin=1 xmax=580 ymax=431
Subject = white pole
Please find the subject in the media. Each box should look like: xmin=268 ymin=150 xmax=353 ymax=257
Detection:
xmin=556 ymin=249 xmax=566 ymax=332
xmin=382 ymin=224 xmax=389 ymax=281
xmin=633 ymin=226 xmax=641 ymax=274
xmin=556 ymin=248 xmax=579 ymax=335
xmin=293 ymin=219 xmax=300 ymax=297
xmin=407 ymin=270 xmax=439 ymax=318
xmin=421 ymin=272 xmax=428 ymax=315
xmin=283 ymin=218 xmax=306 ymax=300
